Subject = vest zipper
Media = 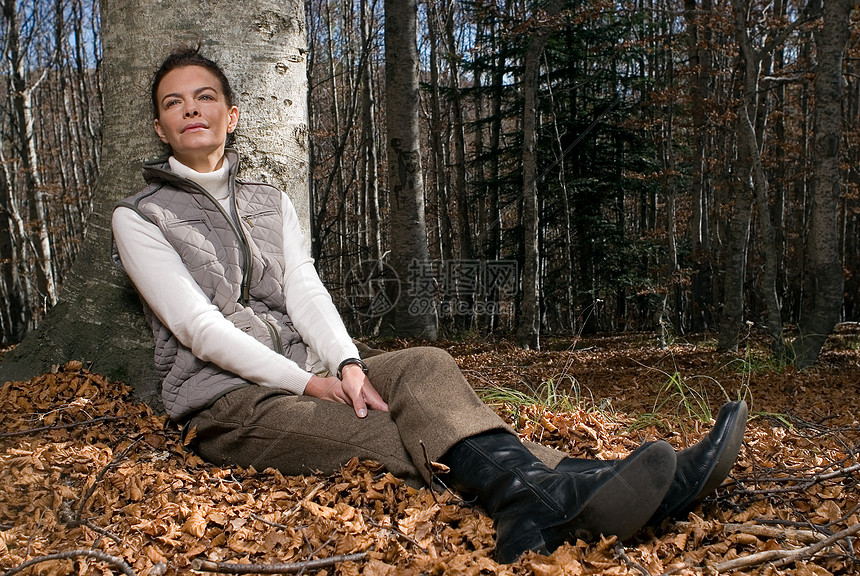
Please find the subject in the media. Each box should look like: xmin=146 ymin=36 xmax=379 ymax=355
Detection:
xmin=165 ymin=172 xmax=253 ymax=306
xmin=228 ymin=179 xmax=254 ymax=305
xmin=264 ymin=318 xmax=283 ymax=354
xmin=181 ymin=178 xmax=281 ymax=354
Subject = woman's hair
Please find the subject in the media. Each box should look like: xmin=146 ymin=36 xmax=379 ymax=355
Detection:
xmin=150 ymin=47 xmax=235 ymax=119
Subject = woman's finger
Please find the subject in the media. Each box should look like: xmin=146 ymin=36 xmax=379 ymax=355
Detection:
xmin=361 ymin=381 xmax=389 ymax=412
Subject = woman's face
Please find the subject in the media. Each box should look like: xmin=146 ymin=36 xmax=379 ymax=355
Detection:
xmin=153 ymin=65 xmax=239 ymax=172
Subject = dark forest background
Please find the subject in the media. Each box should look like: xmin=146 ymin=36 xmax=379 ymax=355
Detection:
xmin=2 ymin=0 xmax=859 ymax=358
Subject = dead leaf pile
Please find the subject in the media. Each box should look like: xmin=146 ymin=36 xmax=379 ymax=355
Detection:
xmin=1 ymin=332 xmax=859 ymax=575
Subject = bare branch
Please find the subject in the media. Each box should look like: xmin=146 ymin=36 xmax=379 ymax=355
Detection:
xmin=712 ymin=522 xmax=860 ymax=572
xmin=0 ymin=416 xmax=120 ymax=438
xmin=614 ymin=542 xmax=651 ymax=576
xmin=675 ymin=521 xmax=824 ymax=544
xmin=190 ymin=552 xmax=367 ymax=574
xmin=1 ymin=549 xmax=136 ymax=576
xmin=74 ymin=435 xmax=143 ymax=521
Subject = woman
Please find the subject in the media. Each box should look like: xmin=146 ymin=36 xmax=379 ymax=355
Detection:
xmin=111 ymin=48 xmax=747 ymax=563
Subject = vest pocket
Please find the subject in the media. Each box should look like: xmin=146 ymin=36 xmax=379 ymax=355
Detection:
xmin=240 ymin=209 xmax=278 ymax=229
xmin=161 ymin=217 xmax=230 ymax=272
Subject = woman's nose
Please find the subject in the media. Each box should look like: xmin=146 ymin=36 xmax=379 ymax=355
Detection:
xmin=184 ymin=108 xmax=200 ymax=118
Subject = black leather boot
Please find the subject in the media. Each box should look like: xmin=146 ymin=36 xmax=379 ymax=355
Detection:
xmin=556 ymin=400 xmax=748 ymax=526
xmin=440 ymin=430 xmax=676 ymax=563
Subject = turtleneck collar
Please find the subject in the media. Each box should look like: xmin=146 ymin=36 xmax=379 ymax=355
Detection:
xmin=169 ymin=155 xmax=231 ymax=201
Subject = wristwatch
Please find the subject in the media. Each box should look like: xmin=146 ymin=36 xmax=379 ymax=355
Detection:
xmin=336 ymin=358 xmax=368 ymax=380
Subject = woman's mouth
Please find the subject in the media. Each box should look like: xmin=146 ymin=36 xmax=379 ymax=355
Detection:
xmin=182 ymin=122 xmax=207 ymax=133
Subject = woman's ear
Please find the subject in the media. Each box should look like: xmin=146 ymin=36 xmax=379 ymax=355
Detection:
xmin=153 ymin=118 xmax=169 ymax=143
xmin=227 ymin=106 xmax=239 ymax=133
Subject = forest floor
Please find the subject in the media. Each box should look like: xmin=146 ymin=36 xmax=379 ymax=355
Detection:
xmin=1 ymin=326 xmax=858 ymax=576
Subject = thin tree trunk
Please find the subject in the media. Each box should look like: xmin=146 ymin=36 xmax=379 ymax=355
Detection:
xmin=719 ymin=0 xmax=788 ymax=353
xmin=734 ymin=1 xmax=784 ymax=354
xmin=383 ymin=0 xmax=438 ymax=339
xmin=684 ymin=0 xmax=714 ymax=332
xmin=516 ymin=0 xmax=562 ymax=350
xmin=360 ymin=0 xmax=381 ymax=263
xmin=3 ymin=0 xmax=59 ymax=312
xmin=484 ymin=14 xmax=505 ymax=333
xmin=425 ymin=0 xmax=453 ymax=265
xmin=442 ymin=1 xmax=473 ymax=262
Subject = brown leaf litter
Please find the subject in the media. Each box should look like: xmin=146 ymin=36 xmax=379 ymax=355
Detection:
xmin=1 ymin=331 xmax=858 ymax=575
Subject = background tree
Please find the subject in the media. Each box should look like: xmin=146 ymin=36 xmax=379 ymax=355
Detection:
xmin=516 ymin=0 xmax=563 ymax=350
xmin=0 ymin=0 xmax=310 ymax=403
xmin=0 ymin=0 xmax=100 ymax=343
xmin=383 ymin=0 xmax=438 ymax=339
xmin=795 ymin=0 xmax=853 ymax=366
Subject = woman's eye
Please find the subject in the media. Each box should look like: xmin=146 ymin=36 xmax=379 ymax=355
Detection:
xmin=165 ymin=99 xmax=180 ymax=108
xmin=199 ymin=94 xmax=215 ymax=101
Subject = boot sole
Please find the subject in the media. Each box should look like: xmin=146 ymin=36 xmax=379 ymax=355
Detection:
xmin=541 ymin=440 xmax=676 ymax=550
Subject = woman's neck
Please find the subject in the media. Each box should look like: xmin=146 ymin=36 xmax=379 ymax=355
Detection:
xmin=172 ymin=148 xmax=226 ymax=173
xmin=169 ymin=156 xmax=231 ymax=201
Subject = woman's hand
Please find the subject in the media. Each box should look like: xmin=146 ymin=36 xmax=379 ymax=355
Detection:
xmin=303 ymin=364 xmax=389 ymax=418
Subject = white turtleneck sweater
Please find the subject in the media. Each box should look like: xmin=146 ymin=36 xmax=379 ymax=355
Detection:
xmin=111 ymin=156 xmax=360 ymax=396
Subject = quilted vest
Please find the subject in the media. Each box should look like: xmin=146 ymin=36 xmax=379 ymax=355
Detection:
xmin=113 ymin=151 xmax=308 ymax=420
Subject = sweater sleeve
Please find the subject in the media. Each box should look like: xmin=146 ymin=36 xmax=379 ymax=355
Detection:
xmin=277 ymin=194 xmax=361 ymax=373
xmin=111 ymin=206 xmax=313 ymax=394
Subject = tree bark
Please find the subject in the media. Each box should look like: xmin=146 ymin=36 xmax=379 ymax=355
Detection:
xmin=0 ymin=0 xmax=310 ymax=407
xmin=383 ymin=0 xmax=438 ymax=339
xmin=360 ymin=0 xmax=381 ymax=263
xmin=684 ymin=0 xmax=714 ymax=332
xmin=730 ymin=0 xmax=785 ymax=355
xmin=516 ymin=0 xmax=562 ymax=350
xmin=425 ymin=0 xmax=453 ymax=265
xmin=795 ymin=0 xmax=851 ymax=366
xmin=442 ymin=1 xmax=473 ymax=262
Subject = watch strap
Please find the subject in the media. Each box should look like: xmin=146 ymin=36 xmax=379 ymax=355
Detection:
xmin=336 ymin=358 xmax=368 ymax=380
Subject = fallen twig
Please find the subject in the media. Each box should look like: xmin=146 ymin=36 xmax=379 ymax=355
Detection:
xmin=281 ymin=482 xmax=325 ymax=522
xmin=250 ymin=513 xmax=292 ymax=531
xmin=712 ymin=522 xmax=860 ymax=572
xmin=190 ymin=552 xmax=367 ymax=574
xmin=614 ymin=542 xmax=651 ymax=576
xmin=367 ymin=516 xmax=430 ymax=554
xmin=675 ymin=521 xmax=824 ymax=544
xmin=74 ymin=517 xmax=123 ymax=544
xmin=735 ymin=462 xmax=860 ymax=497
xmin=1 ymin=549 xmax=136 ymax=576
xmin=0 ymin=416 xmax=120 ymax=438
xmin=75 ymin=436 xmax=143 ymax=521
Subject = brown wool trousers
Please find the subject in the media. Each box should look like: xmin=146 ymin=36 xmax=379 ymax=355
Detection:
xmin=187 ymin=346 xmax=567 ymax=485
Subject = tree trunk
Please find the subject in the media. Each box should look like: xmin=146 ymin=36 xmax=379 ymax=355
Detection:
xmin=516 ymin=0 xmax=561 ymax=350
xmin=425 ymin=0 xmax=453 ymax=265
xmin=484 ymin=15 xmax=506 ymax=333
xmin=795 ymin=0 xmax=851 ymax=366
xmin=442 ymin=1 xmax=473 ymax=262
xmin=360 ymin=0 xmax=381 ymax=263
xmin=684 ymin=0 xmax=714 ymax=332
xmin=0 ymin=0 xmax=310 ymax=407
xmin=383 ymin=0 xmax=438 ymax=339
xmin=731 ymin=0 xmax=785 ymax=355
